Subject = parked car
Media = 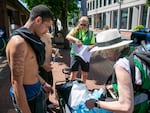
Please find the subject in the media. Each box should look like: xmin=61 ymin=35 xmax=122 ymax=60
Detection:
xmin=131 ymin=28 xmax=150 ymax=46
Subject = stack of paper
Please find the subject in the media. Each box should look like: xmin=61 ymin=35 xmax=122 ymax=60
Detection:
xmin=73 ymin=44 xmax=92 ymax=62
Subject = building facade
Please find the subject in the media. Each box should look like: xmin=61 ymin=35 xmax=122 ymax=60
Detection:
xmin=87 ymin=0 xmax=150 ymax=31
xmin=0 ymin=0 xmax=29 ymax=39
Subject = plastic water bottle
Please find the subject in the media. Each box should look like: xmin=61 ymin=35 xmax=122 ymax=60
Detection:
xmin=53 ymin=49 xmax=59 ymax=62
xmin=91 ymin=88 xmax=105 ymax=100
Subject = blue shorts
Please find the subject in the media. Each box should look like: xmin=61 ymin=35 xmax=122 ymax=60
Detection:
xmin=10 ymin=88 xmax=46 ymax=113
xmin=70 ymin=55 xmax=89 ymax=72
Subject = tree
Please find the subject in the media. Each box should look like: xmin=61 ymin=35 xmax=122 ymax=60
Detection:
xmin=146 ymin=0 xmax=150 ymax=6
xmin=21 ymin=0 xmax=79 ymax=35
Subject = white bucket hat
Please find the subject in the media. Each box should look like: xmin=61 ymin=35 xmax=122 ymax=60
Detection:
xmin=90 ymin=29 xmax=132 ymax=52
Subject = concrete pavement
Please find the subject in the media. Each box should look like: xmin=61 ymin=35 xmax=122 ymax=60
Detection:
xmin=0 ymin=57 xmax=16 ymax=113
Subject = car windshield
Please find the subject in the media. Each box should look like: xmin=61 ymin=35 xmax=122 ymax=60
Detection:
xmin=139 ymin=28 xmax=150 ymax=33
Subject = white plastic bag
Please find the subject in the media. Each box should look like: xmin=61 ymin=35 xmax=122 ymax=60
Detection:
xmin=68 ymin=80 xmax=89 ymax=110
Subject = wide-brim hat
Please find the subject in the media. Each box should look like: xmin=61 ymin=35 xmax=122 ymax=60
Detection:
xmin=90 ymin=29 xmax=133 ymax=52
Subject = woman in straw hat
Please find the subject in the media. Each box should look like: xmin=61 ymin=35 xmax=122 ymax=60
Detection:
xmin=86 ymin=29 xmax=135 ymax=113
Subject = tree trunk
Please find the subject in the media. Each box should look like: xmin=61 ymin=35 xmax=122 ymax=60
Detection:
xmin=60 ymin=0 xmax=70 ymax=49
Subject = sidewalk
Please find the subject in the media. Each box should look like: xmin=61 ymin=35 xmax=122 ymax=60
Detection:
xmin=45 ymin=48 xmax=113 ymax=107
xmin=0 ymin=49 xmax=113 ymax=113
xmin=0 ymin=56 xmax=15 ymax=113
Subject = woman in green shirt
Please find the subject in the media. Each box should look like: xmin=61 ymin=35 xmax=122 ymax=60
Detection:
xmin=66 ymin=16 xmax=95 ymax=83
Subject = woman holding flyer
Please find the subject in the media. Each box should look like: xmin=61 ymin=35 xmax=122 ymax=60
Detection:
xmin=66 ymin=16 xmax=95 ymax=83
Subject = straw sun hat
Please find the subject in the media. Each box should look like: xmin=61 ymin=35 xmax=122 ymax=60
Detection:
xmin=90 ymin=29 xmax=133 ymax=52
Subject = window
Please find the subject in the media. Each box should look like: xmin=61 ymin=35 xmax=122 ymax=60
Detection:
xmin=90 ymin=1 xmax=92 ymax=10
xmin=142 ymin=5 xmax=148 ymax=27
xmin=93 ymin=0 xmax=95 ymax=9
xmin=113 ymin=10 xmax=118 ymax=28
xmin=129 ymin=7 xmax=133 ymax=29
xmin=104 ymin=0 xmax=106 ymax=6
xmin=120 ymin=8 xmax=128 ymax=29
xmin=99 ymin=0 xmax=102 ymax=7
xmin=114 ymin=0 xmax=117 ymax=3
xmin=87 ymin=3 xmax=89 ymax=11
xmin=103 ymin=13 xmax=106 ymax=27
xmin=108 ymin=0 xmax=112 ymax=5
xmin=96 ymin=0 xmax=98 ymax=8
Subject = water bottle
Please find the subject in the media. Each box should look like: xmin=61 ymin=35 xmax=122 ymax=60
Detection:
xmin=53 ymin=49 xmax=59 ymax=62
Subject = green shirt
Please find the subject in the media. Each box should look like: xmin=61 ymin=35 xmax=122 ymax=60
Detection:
xmin=70 ymin=28 xmax=95 ymax=55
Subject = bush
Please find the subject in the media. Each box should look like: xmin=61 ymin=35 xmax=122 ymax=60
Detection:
xmin=103 ymin=25 xmax=109 ymax=30
xmin=133 ymin=25 xmax=144 ymax=31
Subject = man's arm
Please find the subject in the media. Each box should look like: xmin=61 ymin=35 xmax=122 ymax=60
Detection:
xmin=7 ymin=36 xmax=31 ymax=113
xmin=41 ymin=33 xmax=53 ymax=72
xmin=37 ymin=75 xmax=54 ymax=94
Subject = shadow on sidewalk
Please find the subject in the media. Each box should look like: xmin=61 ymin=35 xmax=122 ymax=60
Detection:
xmin=0 ymin=57 xmax=14 ymax=113
xmin=57 ymin=49 xmax=113 ymax=86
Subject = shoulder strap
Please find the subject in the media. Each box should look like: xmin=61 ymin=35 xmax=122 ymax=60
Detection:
xmin=136 ymin=52 xmax=150 ymax=66
xmin=105 ymin=70 xmax=117 ymax=85
xmin=128 ymin=52 xmax=136 ymax=89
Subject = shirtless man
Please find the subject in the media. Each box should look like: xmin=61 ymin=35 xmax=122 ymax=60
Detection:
xmin=6 ymin=5 xmax=54 ymax=113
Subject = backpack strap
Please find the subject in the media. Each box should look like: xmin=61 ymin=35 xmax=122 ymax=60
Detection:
xmin=105 ymin=70 xmax=117 ymax=85
xmin=136 ymin=52 xmax=150 ymax=66
xmin=128 ymin=52 xmax=138 ymax=90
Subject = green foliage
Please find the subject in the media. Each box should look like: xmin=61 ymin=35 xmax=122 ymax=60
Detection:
xmin=21 ymin=0 xmax=80 ymax=34
xmin=133 ymin=25 xmax=144 ymax=31
xmin=103 ymin=25 xmax=109 ymax=30
xmin=146 ymin=0 xmax=150 ymax=6
xmin=21 ymin=0 xmax=79 ymax=18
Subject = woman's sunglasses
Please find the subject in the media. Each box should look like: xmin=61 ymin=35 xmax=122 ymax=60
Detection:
xmin=80 ymin=24 xmax=88 ymax=27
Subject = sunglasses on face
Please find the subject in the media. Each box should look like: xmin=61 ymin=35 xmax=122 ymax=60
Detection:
xmin=80 ymin=24 xmax=88 ymax=27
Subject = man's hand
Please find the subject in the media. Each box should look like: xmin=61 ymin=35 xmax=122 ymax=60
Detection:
xmin=42 ymin=82 xmax=54 ymax=94
xmin=85 ymin=98 xmax=97 ymax=109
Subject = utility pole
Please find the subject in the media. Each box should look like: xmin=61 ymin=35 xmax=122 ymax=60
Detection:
xmin=81 ymin=0 xmax=87 ymax=16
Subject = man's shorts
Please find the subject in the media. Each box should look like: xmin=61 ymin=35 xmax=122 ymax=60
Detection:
xmin=70 ymin=55 xmax=89 ymax=72
xmin=11 ymin=88 xmax=46 ymax=113
xmin=39 ymin=67 xmax=53 ymax=86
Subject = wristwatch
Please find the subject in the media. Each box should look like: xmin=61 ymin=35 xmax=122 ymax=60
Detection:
xmin=94 ymin=101 xmax=100 ymax=108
